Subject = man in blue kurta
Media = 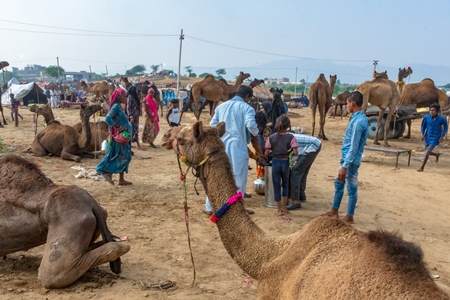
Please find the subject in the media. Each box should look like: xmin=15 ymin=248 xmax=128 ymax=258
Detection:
xmin=204 ymin=85 xmax=259 ymax=215
xmin=417 ymin=103 xmax=448 ymax=172
xmin=322 ymin=91 xmax=368 ymax=225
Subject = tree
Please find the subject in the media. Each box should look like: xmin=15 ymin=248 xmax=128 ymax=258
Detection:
xmin=185 ymin=66 xmax=193 ymax=77
xmin=150 ymin=65 xmax=160 ymax=75
xmin=199 ymin=73 xmax=210 ymax=78
xmin=300 ymin=79 xmax=306 ymax=84
xmin=215 ymin=69 xmax=226 ymax=76
xmin=131 ymin=65 xmax=146 ymax=75
xmin=189 ymin=72 xmax=197 ymax=78
xmin=45 ymin=65 xmax=65 ymax=78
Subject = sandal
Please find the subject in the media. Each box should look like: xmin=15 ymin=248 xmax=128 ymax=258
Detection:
xmin=286 ymin=203 xmax=302 ymax=211
xmin=102 ymin=173 xmax=115 ymax=185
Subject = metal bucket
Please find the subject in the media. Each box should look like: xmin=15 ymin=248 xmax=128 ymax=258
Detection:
xmin=264 ymin=166 xmax=277 ymax=208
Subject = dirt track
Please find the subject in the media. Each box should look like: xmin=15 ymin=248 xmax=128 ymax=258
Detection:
xmin=0 ymin=104 xmax=449 ymax=299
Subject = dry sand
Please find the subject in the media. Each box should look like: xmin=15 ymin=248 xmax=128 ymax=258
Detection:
xmin=0 ymin=104 xmax=449 ymax=299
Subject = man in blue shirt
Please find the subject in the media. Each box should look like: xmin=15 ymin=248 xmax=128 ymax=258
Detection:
xmin=417 ymin=103 xmax=448 ymax=172
xmin=322 ymin=91 xmax=368 ymax=224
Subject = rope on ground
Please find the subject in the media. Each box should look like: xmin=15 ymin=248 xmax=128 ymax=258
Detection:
xmin=139 ymin=280 xmax=177 ymax=292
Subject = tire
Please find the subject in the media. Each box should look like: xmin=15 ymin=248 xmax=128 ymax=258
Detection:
xmin=367 ymin=116 xmax=405 ymax=140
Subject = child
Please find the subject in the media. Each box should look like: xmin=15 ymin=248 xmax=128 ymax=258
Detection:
xmin=9 ymin=93 xmax=23 ymax=126
xmin=166 ymin=99 xmax=180 ymax=127
xmin=264 ymin=114 xmax=298 ymax=216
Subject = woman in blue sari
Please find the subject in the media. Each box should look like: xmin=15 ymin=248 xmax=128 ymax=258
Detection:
xmin=96 ymin=89 xmax=133 ymax=185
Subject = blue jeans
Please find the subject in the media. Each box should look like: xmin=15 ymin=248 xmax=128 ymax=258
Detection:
xmin=271 ymin=159 xmax=290 ymax=201
xmin=332 ymin=162 xmax=359 ymax=216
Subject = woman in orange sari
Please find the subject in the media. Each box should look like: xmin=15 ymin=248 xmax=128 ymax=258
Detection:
xmin=142 ymin=88 xmax=160 ymax=148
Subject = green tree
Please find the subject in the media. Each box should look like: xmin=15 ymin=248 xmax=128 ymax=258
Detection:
xmin=189 ymin=72 xmax=197 ymax=78
xmin=199 ymin=73 xmax=210 ymax=78
xmin=150 ymin=64 xmax=159 ymax=75
xmin=45 ymin=65 xmax=65 ymax=78
xmin=300 ymin=79 xmax=306 ymax=84
xmin=185 ymin=66 xmax=193 ymax=77
xmin=131 ymin=65 xmax=146 ymax=75
xmin=215 ymin=69 xmax=226 ymax=76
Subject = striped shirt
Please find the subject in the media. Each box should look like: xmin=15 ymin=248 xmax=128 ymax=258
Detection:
xmin=292 ymin=133 xmax=322 ymax=155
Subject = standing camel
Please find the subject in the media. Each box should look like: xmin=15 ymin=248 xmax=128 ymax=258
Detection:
xmin=396 ymin=66 xmax=413 ymax=94
xmin=0 ymin=61 xmax=10 ymax=127
xmin=309 ymin=74 xmax=336 ymax=140
xmin=79 ymin=80 xmax=115 ymax=100
xmin=400 ymin=78 xmax=449 ymax=138
xmin=179 ymin=71 xmax=250 ymax=123
xmin=161 ymin=122 xmax=449 ymax=300
xmin=356 ymin=78 xmax=399 ymax=146
xmin=0 ymin=155 xmax=130 ymax=288
xmin=333 ymin=91 xmax=351 ymax=119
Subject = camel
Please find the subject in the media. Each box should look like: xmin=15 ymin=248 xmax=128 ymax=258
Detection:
xmin=0 ymin=155 xmax=130 ymax=288
xmin=179 ymin=71 xmax=251 ymax=123
xmin=400 ymin=78 xmax=449 ymax=138
xmin=161 ymin=122 xmax=449 ymax=300
xmin=396 ymin=66 xmax=413 ymax=94
xmin=29 ymin=104 xmax=101 ymax=162
xmin=79 ymin=80 xmax=115 ymax=100
xmin=373 ymin=70 xmax=388 ymax=79
xmin=0 ymin=61 xmax=10 ymax=127
xmin=309 ymin=74 xmax=336 ymax=140
xmin=333 ymin=91 xmax=351 ymax=119
xmin=355 ymin=78 xmax=399 ymax=147
xmin=73 ymin=120 xmax=109 ymax=152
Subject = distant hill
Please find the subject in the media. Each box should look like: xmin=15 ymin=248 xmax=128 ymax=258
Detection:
xmin=227 ymin=59 xmax=450 ymax=86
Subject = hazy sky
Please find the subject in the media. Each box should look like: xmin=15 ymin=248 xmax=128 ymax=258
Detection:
xmin=2 ymin=0 xmax=449 ymax=84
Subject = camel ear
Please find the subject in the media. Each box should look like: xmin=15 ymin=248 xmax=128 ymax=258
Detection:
xmin=192 ymin=121 xmax=203 ymax=140
xmin=216 ymin=122 xmax=226 ymax=137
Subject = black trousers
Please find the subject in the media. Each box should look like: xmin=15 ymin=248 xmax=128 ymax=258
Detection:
xmin=289 ymin=144 xmax=321 ymax=201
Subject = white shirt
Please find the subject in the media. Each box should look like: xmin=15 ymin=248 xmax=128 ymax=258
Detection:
xmin=171 ymin=107 xmax=179 ymax=124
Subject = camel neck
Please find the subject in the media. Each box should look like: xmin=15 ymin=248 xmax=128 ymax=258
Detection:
xmin=198 ymin=153 xmax=292 ymax=279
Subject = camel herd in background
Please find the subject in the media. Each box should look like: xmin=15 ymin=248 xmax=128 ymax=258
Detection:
xmin=310 ymin=66 xmax=449 ymax=146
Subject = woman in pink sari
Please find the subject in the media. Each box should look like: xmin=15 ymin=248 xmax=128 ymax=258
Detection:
xmin=142 ymin=88 xmax=160 ymax=148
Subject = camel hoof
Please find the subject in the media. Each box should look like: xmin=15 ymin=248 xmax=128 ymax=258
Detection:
xmin=373 ymin=141 xmax=380 ymax=145
xmin=322 ymin=137 xmax=328 ymax=141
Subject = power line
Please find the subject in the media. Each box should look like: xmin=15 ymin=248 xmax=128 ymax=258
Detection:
xmin=186 ymin=35 xmax=375 ymax=63
xmin=0 ymin=27 xmax=175 ymax=37
xmin=0 ymin=18 xmax=178 ymax=37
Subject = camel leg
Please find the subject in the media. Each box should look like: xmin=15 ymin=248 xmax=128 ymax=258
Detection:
xmin=0 ymin=110 xmax=7 ymax=125
xmin=61 ymin=150 xmax=82 ymax=163
xmin=311 ymin=103 xmax=317 ymax=137
xmin=193 ymin=100 xmax=200 ymax=121
xmin=373 ymin=109 xmax=385 ymax=146
xmin=38 ymin=212 xmax=130 ymax=289
xmin=30 ymin=139 xmax=48 ymax=157
xmin=333 ymin=105 xmax=337 ymax=119
xmin=383 ymin=108 xmax=394 ymax=147
xmin=403 ymin=119 xmax=412 ymax=139
xmin=340 ymin=104 xmax=344 ymax=120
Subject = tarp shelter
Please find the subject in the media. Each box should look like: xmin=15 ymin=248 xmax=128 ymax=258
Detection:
xmin=8 ymin=77 xmax=20 ymax=86
xmin=1 ymin=82 xmax=48 ymax=106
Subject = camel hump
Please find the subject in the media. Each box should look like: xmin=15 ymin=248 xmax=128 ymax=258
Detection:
xmin=366 ymin=230 xmax=428 ymax=275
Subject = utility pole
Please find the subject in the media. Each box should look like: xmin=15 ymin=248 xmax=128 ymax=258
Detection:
xmin=105 ymin=65 xmax=108 ymax=78
xmin=177 ymin=29 xmax=184 ymax=92
xmin=373 ymin=60 xmax=379 ymax=74
xmin=89 ymin=65 xmax=92 ymax=73
xmin=294 ymin=67 xmax=298 ymax=97
xmin=57 ymin=56 xmax=61 ymax=92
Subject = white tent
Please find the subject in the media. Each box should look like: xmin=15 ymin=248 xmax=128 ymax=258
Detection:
xmin=1 ymin=82 xmax=47 ymax=106
xmin=8 ymin=77 xmax=20 ymax=86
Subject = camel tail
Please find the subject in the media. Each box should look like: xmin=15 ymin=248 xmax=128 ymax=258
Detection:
xmin=92 ymin=205 xmax=121 ymax=274
xmin=366 ymin=230 xmax=428 ymax=277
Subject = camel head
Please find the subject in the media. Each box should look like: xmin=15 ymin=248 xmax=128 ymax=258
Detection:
xmin=161 ymin=121 xmax=226 ymax=165
xmin=329 ymin=74 xmax=337 ymax=90
xmin=29 ymin=104 xmax=53 ymax=117
xmin=79 ymin=104 xmax=102 ymax=121
xmin=0 ymin=61 xmax=9 ymax=71
xmin=238 ymin=71 xmax=251 ymax=81
xmin=398 ymin=67 xmax=413 ymax=82
xmin=373 ymin=70 xmax=388 ymax=79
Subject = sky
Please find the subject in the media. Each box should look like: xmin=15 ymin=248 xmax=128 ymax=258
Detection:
xmin=2 ymin=0 xmax=450 ymax=84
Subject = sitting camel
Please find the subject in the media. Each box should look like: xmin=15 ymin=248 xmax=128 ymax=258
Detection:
xmin=400 ymin=78 xmax=449 ymax=138
xmin=29 ymin=104 xmax=101 ymax=162
xmin=333 ymin=91 xmax=351 ymax=119
xmin=73 ymin=120 xmax=109 ymax=152
xmin=0 ymin=155 xmax=130 ymax=288
xmin=356 ymin=78 xmax=399 ymax=146
xmin=161 ymin=122 xmax=449 ymax=299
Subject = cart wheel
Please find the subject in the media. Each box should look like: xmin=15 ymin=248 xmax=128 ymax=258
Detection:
xmin=367 ymin=116 xmax=384 ymax=140
xmin=367 ymin=116 xmax=405 ymax=140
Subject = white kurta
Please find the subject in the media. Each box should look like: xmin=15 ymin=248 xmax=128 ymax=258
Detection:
xmin=205 ymin=96 xmax=258 ymax=211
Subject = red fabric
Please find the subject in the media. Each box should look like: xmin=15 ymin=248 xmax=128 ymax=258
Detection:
xmin=145 ymin=95 xmax=160 ymax=132
xmin=110 ymin=89 xmax=126 ymax=108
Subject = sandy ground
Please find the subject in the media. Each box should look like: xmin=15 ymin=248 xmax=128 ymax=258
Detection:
xmin=0 ymin=104 xmax=449 ymax=299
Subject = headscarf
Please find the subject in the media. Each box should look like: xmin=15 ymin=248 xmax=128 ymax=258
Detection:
xmin=110 ymin=88 xmax=126 ymax=108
